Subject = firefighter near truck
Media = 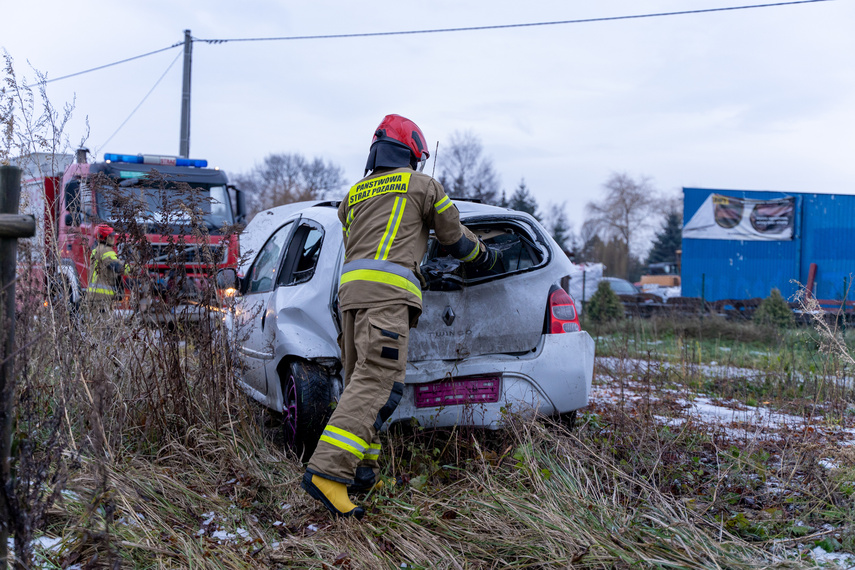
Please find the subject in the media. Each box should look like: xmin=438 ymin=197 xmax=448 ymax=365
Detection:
xmin=17 ymin=149 xmax=246 ymax=321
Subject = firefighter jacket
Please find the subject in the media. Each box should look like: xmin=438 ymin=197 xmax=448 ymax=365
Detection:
xmin=337 ymin=167 xmax=481 ymax=315
xmin=87 ymin=244 xmax=125 ymax=299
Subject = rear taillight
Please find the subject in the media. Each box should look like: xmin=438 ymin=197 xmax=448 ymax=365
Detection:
xmin=547 ymin=286 xmax=581 ymax=333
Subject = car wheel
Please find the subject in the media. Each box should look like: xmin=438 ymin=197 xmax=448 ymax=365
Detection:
xmin=559 ymin=410 xmax=578 ymax=430
xmin=282 ymin=360 xmax=335 ymax=462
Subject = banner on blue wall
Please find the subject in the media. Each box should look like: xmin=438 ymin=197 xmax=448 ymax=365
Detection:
xmin=683 ymin=194 xmax=794 ymax=241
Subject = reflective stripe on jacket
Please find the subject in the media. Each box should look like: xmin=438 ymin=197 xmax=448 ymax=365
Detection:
xmin=337 ymin=167 xmax=481 ymax=313
xmin=87 ymin=245 xmax=122 ymax=297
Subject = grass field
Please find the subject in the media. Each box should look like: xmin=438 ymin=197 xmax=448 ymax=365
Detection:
xmin=4 ymin=296 xmax=855 ymax=569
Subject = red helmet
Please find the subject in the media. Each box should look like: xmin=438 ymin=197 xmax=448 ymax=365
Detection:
xmin=95 ymin=224 xmax=115 ymax=241
xmin=373 ymin=114 xmax=429 ymax=160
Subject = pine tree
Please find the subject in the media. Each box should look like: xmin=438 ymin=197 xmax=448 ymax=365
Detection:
xmin=753 ymin=288 xmax=794 ymax=329
xmin=508 ymin=179 xmax=540 ymax=221
xmin=646 ymin=211 xmax=682 ymax=265
xmin=548 ymin=206 xmax=573 ymax=252
xmin=586 ymin=281 xmax=624 ymax=323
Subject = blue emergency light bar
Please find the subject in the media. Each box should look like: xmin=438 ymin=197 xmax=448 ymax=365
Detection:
xmin=104 ymin=153 xmax=208 ymax=168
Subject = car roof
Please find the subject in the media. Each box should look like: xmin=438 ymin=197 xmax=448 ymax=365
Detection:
xmin=239 ymin=200 xmax=338 ymax=262
xmin=455 ymin=200 xmax=509 ymax=215
xmin=240 ymin=198 xmax=542 ymax=267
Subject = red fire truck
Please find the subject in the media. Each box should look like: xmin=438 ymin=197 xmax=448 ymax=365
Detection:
xmin=16 ymin=149 xmax=246 ymax=319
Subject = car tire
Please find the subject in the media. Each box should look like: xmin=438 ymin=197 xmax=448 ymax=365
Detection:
xmin=559 ymin=410 xmax=577 ymax=430
xmin=281 ymin=360 xmax=335 ymax=462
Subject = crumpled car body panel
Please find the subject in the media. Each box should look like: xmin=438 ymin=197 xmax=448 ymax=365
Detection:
xmin=229 ymin=200 xmax=595 ymax=427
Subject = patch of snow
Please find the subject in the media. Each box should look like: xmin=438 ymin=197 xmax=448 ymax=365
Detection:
xmin=34 ymin=536 xmax=64 ymax=552
xmin=810 ymin=545 xmax=855 ymax=569
xmin=592 ymin=357 xmax=855 ymax=445
xmin=60 ymin=490 xmax=81 ymax=501
xmin=117 ymin=511 xmax=145 ymax=528
xmin=307 ymin=524 xmax=319 ymax=532
xmin=819 ymin=458 xmax=839 ymax=469
xmin=211 ymin=530 xmax=236 ymax=542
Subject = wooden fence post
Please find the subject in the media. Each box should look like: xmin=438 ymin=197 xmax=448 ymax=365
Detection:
xmin=0 ymin=165 xmax=35 ymax=569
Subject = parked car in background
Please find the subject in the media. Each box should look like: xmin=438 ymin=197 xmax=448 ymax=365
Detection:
xmin=602 ymin=277 xmax=641 ymax=296
xmin=219 ymin=200 xmax=595 ymax=459
xmin=577 ymin=276 xmax=666 ymax=317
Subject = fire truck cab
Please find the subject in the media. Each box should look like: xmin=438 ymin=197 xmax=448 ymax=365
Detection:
xmin=56 ymin=149 xmax=246 ymax=318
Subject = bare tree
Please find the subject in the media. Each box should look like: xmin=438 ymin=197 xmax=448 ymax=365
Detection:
xmin=437 ymin=131 xmax=500 ymax=204
xmin=584 ymin=172 xmax=659 ymax=278
xmin=235 ymin=153 xmax=344 ymax=217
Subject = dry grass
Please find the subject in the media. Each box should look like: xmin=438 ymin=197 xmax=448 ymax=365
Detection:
xmin=8 ymin=275 xmax=854 ymax=569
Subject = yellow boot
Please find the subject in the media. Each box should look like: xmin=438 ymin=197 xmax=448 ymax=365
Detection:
xmin=302 ymin=473 xmax=365 ymax=520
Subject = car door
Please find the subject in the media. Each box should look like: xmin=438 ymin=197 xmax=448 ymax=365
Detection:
xmin=234 ymin=220 xmax=296 ymax=397
xmin=265 ymin=218 xmax=342 ymax=364
xmin=409 ymin=215 xmax=564 ymax=361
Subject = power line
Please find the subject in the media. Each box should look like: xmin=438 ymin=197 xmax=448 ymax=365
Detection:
xmin=94 ymin=49 xmax=183 ymax=156
xmin=41 ymin=43 xmax=183 ymax=85
xmin=195 ymin=0 xmax=833 ymax=44
xmin=32 ymin=0 xmax=832 ymax=85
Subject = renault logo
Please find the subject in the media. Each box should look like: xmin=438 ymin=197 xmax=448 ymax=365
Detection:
xmin=442 ymin=306 xmax=455 ymax=326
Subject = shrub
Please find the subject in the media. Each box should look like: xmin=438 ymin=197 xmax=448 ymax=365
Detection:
xmin=586 ymin=280 xmax=625 ymax=324
xmin=753 ymin=288 xmax=794 ymax=329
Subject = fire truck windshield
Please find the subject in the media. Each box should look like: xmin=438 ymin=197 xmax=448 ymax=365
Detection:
xmin=95 ymin=184 xmax=235 ymax=233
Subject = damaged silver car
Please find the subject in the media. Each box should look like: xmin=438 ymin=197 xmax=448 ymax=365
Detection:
xmin=220 ymin=200 xmax=595 ymax=458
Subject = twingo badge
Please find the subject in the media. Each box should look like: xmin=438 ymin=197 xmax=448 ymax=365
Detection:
xmin=348 ymin=172 xmax=411 ymax=207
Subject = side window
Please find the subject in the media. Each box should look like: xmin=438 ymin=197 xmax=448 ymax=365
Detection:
xmin=277 ymin=225 xmax=325 ymax=287
xmin=64 ymin=180 xmax=82 ymax=225
xmin=79 ymin=179 xmax=94 ymax=219
xmin=246 ymin=221 xmax=294 ymax=294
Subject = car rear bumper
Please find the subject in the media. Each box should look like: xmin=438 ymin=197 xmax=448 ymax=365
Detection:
xmin=388 ymin=331 xmax=595 ymax=429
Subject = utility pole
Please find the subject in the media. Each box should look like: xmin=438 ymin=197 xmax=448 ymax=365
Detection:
xmin=0 ymin=165 xmax=35 ymax=569
xmin=179 ymin=29 xmax=192 ymax=158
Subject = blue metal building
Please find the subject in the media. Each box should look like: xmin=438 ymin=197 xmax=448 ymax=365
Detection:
xmin=682 ymin=187 xmax=855 ymax=302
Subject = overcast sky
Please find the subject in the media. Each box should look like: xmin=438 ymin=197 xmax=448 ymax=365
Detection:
xmin=2 ymin=0 xmax=853 ymax=232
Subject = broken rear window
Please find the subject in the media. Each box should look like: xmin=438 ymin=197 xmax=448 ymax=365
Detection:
xmin=421 ymin=219 xmax=546 ymax=291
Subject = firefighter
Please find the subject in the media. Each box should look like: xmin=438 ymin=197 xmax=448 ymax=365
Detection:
xmin=86 ymin=223 xmax=127 ymax=307
xmin=302 ymin=114 xmax=501 ymax=519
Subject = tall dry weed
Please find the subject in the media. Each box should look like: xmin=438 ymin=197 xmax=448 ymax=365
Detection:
xmin=2 ymin=54 xmax=258 ymax=567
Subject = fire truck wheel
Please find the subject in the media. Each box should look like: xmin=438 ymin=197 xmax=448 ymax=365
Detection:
xmin=281 ymin=360 xmax=335 ymax=463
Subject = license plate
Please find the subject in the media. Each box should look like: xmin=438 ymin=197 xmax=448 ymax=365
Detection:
xmin=414 ymin=376 xmax=501 ymax=409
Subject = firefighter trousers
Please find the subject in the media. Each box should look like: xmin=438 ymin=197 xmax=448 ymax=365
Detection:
xmin=307 ymin=304 xmax=409 ymax=484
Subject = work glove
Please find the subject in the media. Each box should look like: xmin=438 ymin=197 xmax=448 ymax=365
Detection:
xmin=471 ymin=239 xmax=503 ymax=272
